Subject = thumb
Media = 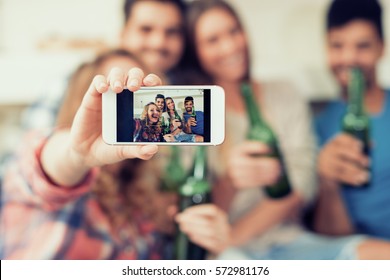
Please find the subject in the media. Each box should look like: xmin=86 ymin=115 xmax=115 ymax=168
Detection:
xmin=117 ymin=145 xmax=158 ymax=160
xmin=167 ymin=205 xmax=179 ymax=220
xmin=137 ymin=145 xmax=159 ymax=160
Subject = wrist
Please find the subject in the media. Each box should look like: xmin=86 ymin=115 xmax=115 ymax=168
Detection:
xmin=41 ymin=131 xmax=91 ymax=187
xmin=68 ymin=145 xmax=91 ymax=175
xmin=319 ymin=176 xmax=341 ymax=193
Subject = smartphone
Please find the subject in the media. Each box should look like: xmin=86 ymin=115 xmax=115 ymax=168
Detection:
xmin=102 ymin=86 xmax=225 ymax=145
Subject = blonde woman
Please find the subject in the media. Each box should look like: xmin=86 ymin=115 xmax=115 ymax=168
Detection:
xmin=133 ymin=102 xmax=174 ymax=142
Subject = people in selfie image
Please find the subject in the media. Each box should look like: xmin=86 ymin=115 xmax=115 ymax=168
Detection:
xmin=313 ymin=0 xmax=390 ymax=244
xmin=0 ymin=50 xmax=215 ymax=259
xmin=133 ymin=102 xmax=175 ymax=143
xmin=154 ymin=94 xmax=171 ymax=134
xmin=161 ymin=97 xmax=203 ymax=142
xmin=155 ymin=94 xmax=167 ymax=113
xmin=183 ymin=96 xmax=204 ymax=137
xmin=165 ymin=97 xmax=184 ymax=131
xmin=175 ymin=0 xmax=390 ymax=260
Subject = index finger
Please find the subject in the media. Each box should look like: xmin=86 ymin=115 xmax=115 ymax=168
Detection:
xmin=126 ymin=67 xmax=145 ymax=92
xmin=107 ymin=67 xmax=126 ymax=93
xmin=336 ymin=147 xmax=369 ymax=167
xmin=233 ymin=141 xmax=272 ymax=156
xmin=334 ymin=133 xmax=363 ymax=151
xmin=80 ymin=75 xmax=108 ymax=108
xmin=180 ymin=204 xmax=223 ymax=217
xmin=143 ymin=73 xmax=162 ymax=87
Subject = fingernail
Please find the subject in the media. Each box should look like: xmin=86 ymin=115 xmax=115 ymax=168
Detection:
xmin=114 ymin=81 xmax=122 ymax=89
xmin=358 ymin=171 xmax=370 ymax=183
xmin=144 ymin=76 xmax=155 ymax=84
xmin=129 ymin=79 xmax=138 ymax=87
xmin=99 ymin=82 xmax=107 ymax=90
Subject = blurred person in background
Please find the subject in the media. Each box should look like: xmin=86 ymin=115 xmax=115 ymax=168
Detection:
xmin=21 ymin=0 xmax=187 ymax=131
xmin=0 ymin=49 xmax=228 ymax=259
xmin=314 ymin=0 xmax=390 ymax=243
xmin=1 ymin=0 xmax=232 ymax=259
xmin=0 ymin=0 xmax=187 ymax=185
xmin=175 ymin=0 xmax=390 ymax=259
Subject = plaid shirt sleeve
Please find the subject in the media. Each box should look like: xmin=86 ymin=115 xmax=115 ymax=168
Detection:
xmin=3 ymin=131 xmax=99 ymax=211
xmin=0 ymin=131 xmax=165 ymax=260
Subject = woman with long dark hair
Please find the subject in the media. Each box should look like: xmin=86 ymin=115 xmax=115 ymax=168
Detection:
xmin=176 ymin=0 xmax=390 ymax=259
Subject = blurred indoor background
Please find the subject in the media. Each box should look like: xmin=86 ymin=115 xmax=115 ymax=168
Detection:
xmin=0 ymin=0 xmax=390 ymax=157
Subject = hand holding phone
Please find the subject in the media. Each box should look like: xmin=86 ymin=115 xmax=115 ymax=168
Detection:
xmin=40 ymin=67 xmax=160 ymax=187
xmin=102 ymin=86 xmax=225 ymax=145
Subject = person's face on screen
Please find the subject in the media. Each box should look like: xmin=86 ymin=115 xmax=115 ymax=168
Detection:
xmin=147 ymin=104 xmax=160 ymax=124
xmin=195 ymin=7 xmax=248 ymax=83
xmin=184 ymin=100 xmax=193 ymax=113
xmin=155 ymin=97 xmax=165 ymax=111
xmin=327 ymin=20 xmax=384 ymax=89
xmin=166 ymin=98 xmax=175 ymax=111
xmin=121 ymin=1 xmax=184 ymax=75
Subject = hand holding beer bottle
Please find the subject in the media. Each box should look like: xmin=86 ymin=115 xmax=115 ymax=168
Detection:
xmin=174 ymin=146 xmax=211 ymax=260
xmin=172 ymin=109 xmax=183 ymax=131
xmin=161 ymin=115 xmax=171 ymax=135
xmin=341 ymin=67 xmax=370 ymax=187
xmin=236 ymin=82 xmax=291 ymax=198
xmin=318 ymin=67 xmax=370 ymax=187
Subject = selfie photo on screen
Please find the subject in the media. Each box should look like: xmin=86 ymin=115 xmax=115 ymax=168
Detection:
xmin=115 ymin=88 xmax=211 ymax=143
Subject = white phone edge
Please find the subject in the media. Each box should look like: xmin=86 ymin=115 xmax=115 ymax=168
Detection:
xmin=102 ymin=85 xmax=225 ymax=146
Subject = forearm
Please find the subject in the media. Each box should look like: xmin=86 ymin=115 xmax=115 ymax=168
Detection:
xmin=313 ymin=178 xmax=354 ymax=235
xmin=230 ymin=191 xmax=303 ymax=246
xmin=40 ymin=130 xmax=91 ymax=187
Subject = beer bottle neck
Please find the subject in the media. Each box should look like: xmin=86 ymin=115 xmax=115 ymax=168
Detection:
xmin=192 ymin=146 xmax=207 ymax=180
xmin=347 ymin=68 xmax=365 ymax=116
xmin=241 ymin=83 xmax=265 ymax=127
xmin=179 ymin=146 xmax=209 ymax=196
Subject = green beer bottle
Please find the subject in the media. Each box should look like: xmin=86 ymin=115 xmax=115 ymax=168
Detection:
xmin=241 ymin=82 xmax=291 ymax=198
xmin=174 ymin=146 xmax=210 ymax=260
xmin=161 ymin=115 xmax=171 ymax=135
xmin=342 ymin=67 xmax=370 ymax=188
xmin=174 ymin=109 xmax=182 ymax=122
xmin=191 ymin=105 xmax=197 ymax=121
xmin=160 ymin=146 xmax=186 ymax=192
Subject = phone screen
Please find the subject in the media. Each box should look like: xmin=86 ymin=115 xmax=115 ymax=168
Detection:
xmin=116 ymin=88 xmax=211 ymax=143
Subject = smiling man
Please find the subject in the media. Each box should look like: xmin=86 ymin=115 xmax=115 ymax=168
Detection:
xmin=314 ymin=0 xmax=390 ymax=241
xmin=183 ymin=96 xmax=204 ymax=137
xmin=121 ymin=0 xmax=186 ymax=79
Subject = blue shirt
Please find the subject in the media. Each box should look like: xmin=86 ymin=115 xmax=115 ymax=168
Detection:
xmin=183 ymin=111 xmax=204 ymax=136
xmin=315 ymin=90 xmax=390 ymax=240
